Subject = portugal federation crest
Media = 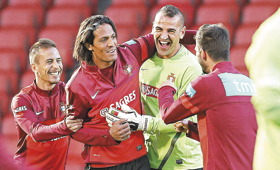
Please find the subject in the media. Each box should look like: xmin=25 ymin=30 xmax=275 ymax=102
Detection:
xmin=167 ymin=73 xmax=176 ymax=83
xmin=123 ymin=64 xmax=133 ymax=76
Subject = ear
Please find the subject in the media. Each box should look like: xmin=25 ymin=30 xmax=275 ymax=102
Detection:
xmin=85 ymin=43 xmax=94 ymax=51
xmin=31 ymin=63 xmax=38 ymax=74
xmin=201 ymin=49 xmax=208 ymax=61
xmin=180 ymin=26 xmax=186 ymax=39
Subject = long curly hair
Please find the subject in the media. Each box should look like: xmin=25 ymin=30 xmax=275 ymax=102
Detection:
xmin=73 ymin=15 xmax=117 ymax=66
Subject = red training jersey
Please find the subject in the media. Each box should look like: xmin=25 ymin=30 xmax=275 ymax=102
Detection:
xmin=11 ymin=81 xmax=73 ymax=170
xmin=159 ymin=62 xmax=258 ymax=170
xmin=66 ymin=34 xmax=155 ymax=168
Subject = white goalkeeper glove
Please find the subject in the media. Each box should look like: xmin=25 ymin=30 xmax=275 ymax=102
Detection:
xmin=105 ymin=104 xmax=151 ymax=131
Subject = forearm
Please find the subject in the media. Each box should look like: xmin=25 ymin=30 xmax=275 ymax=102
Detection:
xmin=71 ymin=127 xmax=119 ymax=146
xmin=30 ymin=120 xmax=73 ymax=142
xmin=159 ymin=86 xmax=191 ymax=124
xmin=147 ymin=116 xmax=178 ymax=133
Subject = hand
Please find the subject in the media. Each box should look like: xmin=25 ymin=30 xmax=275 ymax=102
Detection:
xmin=109 ymin=119 xmax=131 ymax=141
xmin=106 ymin=104 xmax=151 ymax=131
xmin=160 ymin=80 xmax=177 ymax=91
xmin=65 ymin=115 xmax=83 ymax=132
xmin=174 ymin=119 xmax=189 ymax=133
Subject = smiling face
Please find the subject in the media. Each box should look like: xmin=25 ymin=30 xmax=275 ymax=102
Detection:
xmin=89 ymin=23 xmax=117 ymax=69
xmin=32 ymin=47 xmax=63 ymax=90
xmin=152 ymin=12 xmax=185 ymax=59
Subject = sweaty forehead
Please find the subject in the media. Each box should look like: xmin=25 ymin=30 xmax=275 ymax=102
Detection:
xmin=153 ymin=12 xmax=181 ymax=28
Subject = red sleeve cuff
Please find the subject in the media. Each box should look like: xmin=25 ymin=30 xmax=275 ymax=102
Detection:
xmin=186 ymin=121 xmax=200 ymax=141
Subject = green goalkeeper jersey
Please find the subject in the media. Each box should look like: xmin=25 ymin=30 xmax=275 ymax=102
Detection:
xmin=139 ymin=46 xmax=203 ymax=170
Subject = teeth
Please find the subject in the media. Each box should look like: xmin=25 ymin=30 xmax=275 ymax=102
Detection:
xmin=49 ymin=72 xmax=59 ymax=75
xmin=109 ymin=49 xmax=115 ymax=53
xmin=159 ymin=40 xmax=169 ymax=45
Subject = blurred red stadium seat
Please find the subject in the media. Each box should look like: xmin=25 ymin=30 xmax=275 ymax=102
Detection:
xmin=38 ymin=28 xmax=77 ymax=69
xmin=45 ymin=6 xmax=91 ymax=29
xmin=230 ymin=46 xmax=250 ymax=77
xmin=111 ymin=0 xmax=155 ymax=8
xmin=148 ymin=4 xmax=195 ymax=27
xmin=1 ymin=114 xmax=18 ymax=155
xmin=7 ymin=0 xmax=52 ymax=9
xmin=19 ymin=70 xmax=35 ymax=89
xmin=195 ymin=4 xmax=240 ymax=27
xmin=233 ymin=24 xmax=259 ymax=47
xmin=157 ymin=0 xmax=198 ymax=8
xmin=230 ymin=46 xmax=249 ymax=68
xmin=0 ymin=91 xmax=11 ymax=117
xmin=249 ymin=0 xmax=280 ymax=5
xmin=0 ymin=6 xmax=44 ymax=31
xmin=116 ymin=26 xmax=141 ymax=44
xmin=104 ymin=5 xmax=148 ymax=33
xmin=53 ymin=0 xmax=98 ymax=14
xmin=202 ymin=0 xmax=246 ymax=7
xmin=0 ymin=52 xmax=20 ymax=93
xmin=0 ymin=29 xmax=31 ymax=71
xmin=242 ymin=4 xmax=279 ymax=26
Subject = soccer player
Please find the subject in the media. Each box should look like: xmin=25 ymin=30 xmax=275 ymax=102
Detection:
xmin=66 ymin=15 xmax=196 ymax=170
xmin=10 ymin=38 xmax=125 ymax=170
xmin=158 ymin=24 xmax=258 ymax=170
xmin=139 ymin=5 xmax=203 ymax=170
xmin=10 ymin=38 xmax=83 ymax=169
xmin=245 ymin=8 xmax=280 ymax=170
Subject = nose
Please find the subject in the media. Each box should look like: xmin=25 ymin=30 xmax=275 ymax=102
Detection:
xmin=52 ymin=60 xmax=60 ymax=69
xmin=160 ymin=30 xmax=169 ymax=40
xmin=107 ymin=37 xmax=116 ymax=47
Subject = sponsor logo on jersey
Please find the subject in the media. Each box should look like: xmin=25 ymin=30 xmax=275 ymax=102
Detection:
xmin=35 ymin=111 xmax=44 ymax=115
xmin=47 ymin=135 xmax=67 ymax=142
xmin=167 ymin=73 xmax=176 ymax=83
xmin=13 ymin=105 xmax=27 ymax=115
xmin=185 ymin=83 xmax=196 ymax=98
xmin=100 ymin=108 xmax=109 ymax=117
xmin=218 ymin=73 xmax=256 ymax=96
xmin=141 ymin=83 xmax=158 ymax=98
xmin=123 ymin=64 xmax=133 ymax=76
xmin=100 ymin=90 xmax=137 ymax=117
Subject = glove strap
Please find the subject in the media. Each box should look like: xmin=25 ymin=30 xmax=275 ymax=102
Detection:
xmin=158 ymin=132 xmax=182 ymax=169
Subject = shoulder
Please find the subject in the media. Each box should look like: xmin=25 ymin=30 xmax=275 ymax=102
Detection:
xmin=11 ymin=87 xmax=33 ymax=112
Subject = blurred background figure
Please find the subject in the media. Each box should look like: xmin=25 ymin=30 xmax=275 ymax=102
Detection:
xmin=245 ymin=8 xmax=280 ymax=170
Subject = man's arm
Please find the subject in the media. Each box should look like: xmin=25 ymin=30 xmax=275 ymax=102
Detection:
xmin=66 ymin=85 xmax=131 ymax=146
xmin=174 ymin=120 xmax=200 ymax=141
xmin=11 ymin=95 xmax=79 ymax=142
xmin=71 ymin=119 xmax=131 ymax=146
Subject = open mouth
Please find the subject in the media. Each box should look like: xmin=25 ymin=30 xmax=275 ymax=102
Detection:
xmin=159 ymin=40 xmax=171 ymax=47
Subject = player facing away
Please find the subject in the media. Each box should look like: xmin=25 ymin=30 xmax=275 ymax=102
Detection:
xmin=11 ymin=38 xmax=83 ymax=170
xmin=159 ymin=24 xmax=258 ymax=170
xmin=139 ymin=5 xmax=203 ymax=170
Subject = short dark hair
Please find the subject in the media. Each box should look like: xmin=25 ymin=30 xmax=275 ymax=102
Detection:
xmin=29 ymin=38 xmax=57 ymax=64
xmin=155 ymin=5 xmax=184 ymax=27
xmin=195 ymin=23 xmax=230 ymax=61
xmin=73 ymin=15 xmax=117 ymax=65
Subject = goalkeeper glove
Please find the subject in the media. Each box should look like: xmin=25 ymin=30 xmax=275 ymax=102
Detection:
xmin=105 ymin=104 xmax=151 ymax=131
